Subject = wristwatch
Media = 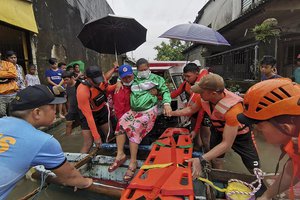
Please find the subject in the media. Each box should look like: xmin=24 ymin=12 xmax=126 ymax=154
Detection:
xmin=199 ymin=155 xmax=208 ymax=168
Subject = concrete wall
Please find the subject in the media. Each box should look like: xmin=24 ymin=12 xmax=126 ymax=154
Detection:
xmin=32 ymin=0 xmax=117 ymax=83
xmin=197 ymin=0 xmax=241 ymax=30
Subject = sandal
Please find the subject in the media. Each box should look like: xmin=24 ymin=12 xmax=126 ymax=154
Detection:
xmin=108 ymin=156 xmax=127 ymax=173
xmin=123 ymin=162 xmax=137 ymax=182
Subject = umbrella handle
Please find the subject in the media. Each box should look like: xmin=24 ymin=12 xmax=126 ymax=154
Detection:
xmin=114 ymin=42 xmax=118 ymax=62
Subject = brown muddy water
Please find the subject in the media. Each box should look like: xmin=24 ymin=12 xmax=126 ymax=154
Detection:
xmin=7 ymin=122 xmax=286 ymax=200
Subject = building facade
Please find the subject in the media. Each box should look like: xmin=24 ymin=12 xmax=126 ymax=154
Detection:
xmin=0 ymin=0 xmax=118 ymax=83
xmin=185 ymin=0 xmax=300 ymax=82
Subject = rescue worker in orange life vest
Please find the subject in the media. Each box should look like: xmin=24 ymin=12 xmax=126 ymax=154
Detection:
xmin=170 ymin=73 xmax=260 ymax=176
xmin=237 ymin=78 xmax=300 ymax=200
xmin=171 ymin=62 xmax=210 ymax=152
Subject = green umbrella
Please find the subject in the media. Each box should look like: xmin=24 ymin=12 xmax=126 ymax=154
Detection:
xmin=67 ymin=60 xmax=85 ymax=72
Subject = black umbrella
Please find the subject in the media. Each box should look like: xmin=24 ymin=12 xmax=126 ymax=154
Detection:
xmin=78 ymin=14 xmax=147 ymax=59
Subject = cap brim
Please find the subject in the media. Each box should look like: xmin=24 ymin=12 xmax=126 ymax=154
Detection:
xmin=49 ymin=97 xmax=67 ymax=105
xmin=92 ymin=76 xmax=104 ymax=85
xmin=191 ymin=84 xmax=201 ymax=93
xmin=120 ymin=72 xmax=133 ymax=78
xmin=237 ymin=113 xmax=261 ymax=126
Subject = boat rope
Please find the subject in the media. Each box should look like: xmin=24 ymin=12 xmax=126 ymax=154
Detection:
xmin=198 ymin=168 xmax=264 ymax=199
xmin=32 ymin=171 xmax=51 ymax=200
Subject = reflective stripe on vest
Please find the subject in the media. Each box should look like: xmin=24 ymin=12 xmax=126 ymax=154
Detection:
xmin=201 ymin=89 xmax=249 ymax=134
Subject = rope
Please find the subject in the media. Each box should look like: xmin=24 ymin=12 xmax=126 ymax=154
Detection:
xmin=105 ymin=102 xmax=111 ymax=143
xmin=31 ymin=171 xmax=51 ymax=200
xmin=198 ymin=168 xmax=265 ymax=198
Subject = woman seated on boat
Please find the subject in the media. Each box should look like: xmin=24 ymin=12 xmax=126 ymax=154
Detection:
xmin=108 ymin=58 xmax=172 ymax=181
xmin=237 ymin=78 xmax=300 ymax=200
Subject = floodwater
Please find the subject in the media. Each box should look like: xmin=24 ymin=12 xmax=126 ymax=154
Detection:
xmin=7 ymin=121 xmax=287 ymax=200
xmin=7 ymin=121 xmax=116 ymax=200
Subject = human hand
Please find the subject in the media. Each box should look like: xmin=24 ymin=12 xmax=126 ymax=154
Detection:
xmin=190 ymin=131 xmax=196 ymax=140
xmin=113 ymin=61 xmax=119 ymax=70
xmin=163 ymin=104 xmax=172 ymax=117
xmin=186 ymin=158 xmax=202 ymax=179
xmin=114 ymin=81 xmax=123 ymax=94
xmin=149 ymin=88 xmax=158 ymax=96
xmin=74 ymin=178 xmax=93 ymax=191
xmin=94 ymin=138 xmax=102 ymax=148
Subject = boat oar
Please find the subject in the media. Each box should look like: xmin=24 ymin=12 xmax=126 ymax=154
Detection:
xmin=19 ymin=148 xmax=100 ymax=200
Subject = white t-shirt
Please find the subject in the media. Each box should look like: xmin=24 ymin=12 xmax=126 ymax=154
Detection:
xmin=25 ymin=74 xmax=41 ymax=86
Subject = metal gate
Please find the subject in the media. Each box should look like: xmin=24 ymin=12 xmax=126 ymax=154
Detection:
xmin=205 ymin=43 xmax=257 ymax=80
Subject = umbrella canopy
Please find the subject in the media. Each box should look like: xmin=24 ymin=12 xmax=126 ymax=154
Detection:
xmin=78 ymin=14 xmax=147 ymax=55
xmin=159 ymin=23 xmax=230 ymax=46
xmin=67 ymin=60 xmax=85 ymax=72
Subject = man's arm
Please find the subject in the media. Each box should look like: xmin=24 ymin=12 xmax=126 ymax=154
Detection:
xmin=202 ymin=125 xmax=238 ymax=161
xmin=46 ymin=77 xmax=58 ymax=86
xmin=52 ymin=161 xmax=92 ymax=189
xmin=171 ymin=81 xmax=186 ymax=99
xmin=58 ymin=79 xmax=64 ymax=86
xmin=104 ymin=62 xmax=118 ymax=80
xmin=31 ymin=136 xmax=92 ymax=189
xmin=171 ymin=102 xmax=200 ymax=116
xmin=258 ymin=160 xmax=299 ymax=200
xmin=188 ymin=125 xmax=238 ymax=179
xmin=0 ymin=62 xmax=17 ymax=78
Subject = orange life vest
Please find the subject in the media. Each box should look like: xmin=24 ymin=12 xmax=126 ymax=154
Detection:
xmin=284 ymin=135 xmax=300 ymax=199
xmin=201 ymin=89 xmax=249 ymax=134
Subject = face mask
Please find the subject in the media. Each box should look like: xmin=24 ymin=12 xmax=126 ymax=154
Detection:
xmin=137 ymin=69 xmax=151 ymax=79
xmin=123 ymin=79 xmax=133 ymax=86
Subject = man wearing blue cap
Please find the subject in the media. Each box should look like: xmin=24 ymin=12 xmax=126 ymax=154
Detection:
xmin=108 ymin=64 xmax=133 ymax=173
xmin=0 ymin=85 xmax=92 ymax=199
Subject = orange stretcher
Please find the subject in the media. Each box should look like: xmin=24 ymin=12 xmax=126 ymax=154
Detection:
xmin=121 ymin=128 xmax=194 ymax=200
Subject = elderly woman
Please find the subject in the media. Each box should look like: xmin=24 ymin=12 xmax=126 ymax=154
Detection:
xmin=110 ymin=58 xmax=172 ymax=181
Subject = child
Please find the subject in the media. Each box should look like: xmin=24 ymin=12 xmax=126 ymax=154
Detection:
xmin=260 ymin=55 xmax=281 ymax=80
xmin=25 ymin=64 xmax=41 ymax=87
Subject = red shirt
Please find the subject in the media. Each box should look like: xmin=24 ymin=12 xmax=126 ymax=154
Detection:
xmin=113 ymin=86 xmax=131 ymax=120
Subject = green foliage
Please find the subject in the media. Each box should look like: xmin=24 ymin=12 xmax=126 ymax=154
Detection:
xmin=154 ymin=39 xmax=188 ymax=61
xmin=252 ymin=20 xmax=280 ymax=43
xmin=227 ymin=84 xmax=241 ymax=93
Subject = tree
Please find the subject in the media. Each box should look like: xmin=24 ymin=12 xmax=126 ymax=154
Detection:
xmin=154 ymin=39 xmax=188 ymax=61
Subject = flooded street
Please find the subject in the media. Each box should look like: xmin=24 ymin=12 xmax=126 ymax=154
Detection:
xmin=7 ymin=121 xmax=286 ymax=200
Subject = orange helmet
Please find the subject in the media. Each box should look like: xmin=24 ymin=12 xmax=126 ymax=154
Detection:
xmin=238 ymin=78 xmax=300 ymax=125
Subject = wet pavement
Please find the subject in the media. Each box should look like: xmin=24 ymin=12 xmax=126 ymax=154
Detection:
xmin=7 ymin=121 xmax=287 ymax=200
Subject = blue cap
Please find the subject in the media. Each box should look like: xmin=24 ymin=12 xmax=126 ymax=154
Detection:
xmin=118 ymin=65 xmax=133 ymax=78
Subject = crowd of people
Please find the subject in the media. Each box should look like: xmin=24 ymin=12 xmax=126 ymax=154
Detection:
xmin=0 ymin=51 xmax=299 ymax=200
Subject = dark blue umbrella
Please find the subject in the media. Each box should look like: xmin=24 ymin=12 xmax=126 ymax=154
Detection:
xmin=159 ymin=23 xmax=230 ymax=46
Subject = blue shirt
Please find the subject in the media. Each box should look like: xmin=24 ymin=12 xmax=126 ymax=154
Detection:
xmin=45 ymin=68 xmax=63 ymax=90
xmin=294 ymin=67 xmax=300 ymax=84
xmin=0 ymin=117 xmax=65 ymax=199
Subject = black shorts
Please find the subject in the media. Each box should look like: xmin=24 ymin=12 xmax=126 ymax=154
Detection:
xmin=65 ymin=112 xmax=79 ymax=121
xmin=210 ymin=128 xmax=260 ymax=171
xmin=80 ymin=106 xmax=109 ymax=131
